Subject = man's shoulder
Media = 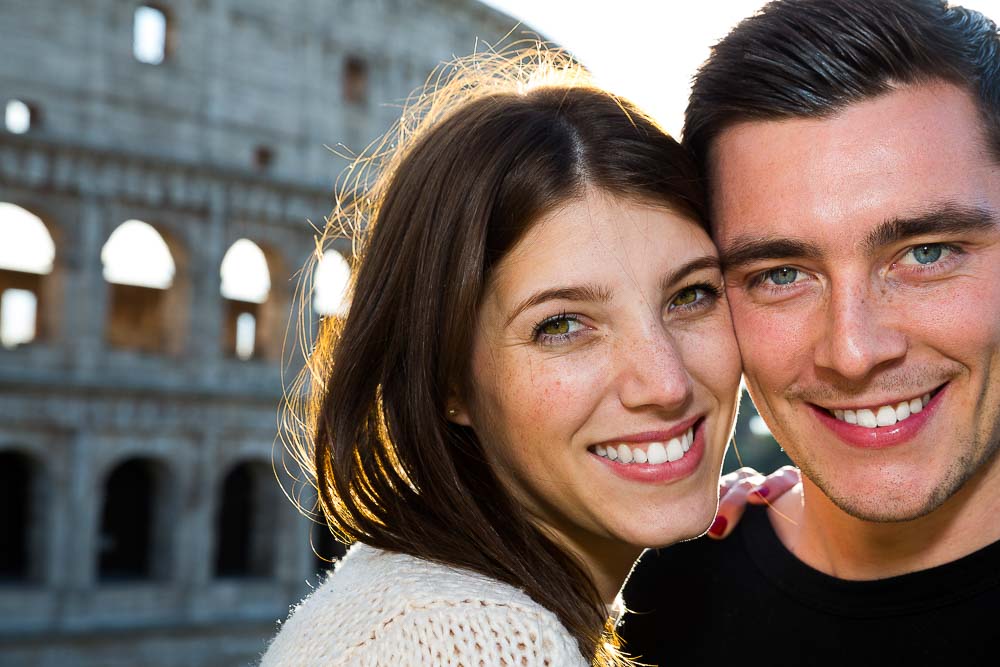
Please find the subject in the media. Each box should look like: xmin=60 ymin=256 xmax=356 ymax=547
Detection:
xmin=624 ymin=505 xmax=771 ymax=610
xmin=631 ymin=504 xmax=772 ymax=570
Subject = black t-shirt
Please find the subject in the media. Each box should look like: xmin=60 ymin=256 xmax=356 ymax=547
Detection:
xmin=619 ymin=505 xmax=1000 ymax=666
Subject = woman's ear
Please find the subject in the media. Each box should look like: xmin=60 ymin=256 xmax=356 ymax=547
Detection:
xmin=446 ymin=396 xmax=474 ymax=427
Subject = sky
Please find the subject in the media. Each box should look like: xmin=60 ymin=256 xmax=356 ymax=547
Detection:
xmin=479 ymin=0 xmax=1000 ymax=138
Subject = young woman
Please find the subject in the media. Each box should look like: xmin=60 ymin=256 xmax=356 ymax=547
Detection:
xmin=263 ymin=52 xmax=778 ymax=666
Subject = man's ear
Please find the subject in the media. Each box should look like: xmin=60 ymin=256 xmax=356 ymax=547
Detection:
xmin=446 ymin=395 xmax=474 ymax=427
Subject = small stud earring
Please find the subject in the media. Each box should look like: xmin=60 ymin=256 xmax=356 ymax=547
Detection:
xmin=447 ymin=408 xmax=457 ymax=416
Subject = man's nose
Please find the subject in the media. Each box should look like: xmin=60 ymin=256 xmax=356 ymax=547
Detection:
xmin=812 ymin=281 xmax=908 ymax=381
xmin=616 ymin=326 xmax=693 ymax=411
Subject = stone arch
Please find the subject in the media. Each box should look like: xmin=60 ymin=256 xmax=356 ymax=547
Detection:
xmin=101 ymin=219 xmax=188 ymax=355
xmin=219 ymin=238 xmax=288 ymax=361
xmin=97 ymin=456 xmax=173 ymax=581
xmin=0 ymin=202 xmax=56 ymax=348
xmin=0 ymin=448 xmax=46 ymax=582
xmin=213 ymin=459 xmax=279 ymax=578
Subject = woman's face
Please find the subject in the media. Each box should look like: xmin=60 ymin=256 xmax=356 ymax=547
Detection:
xmin=452 ymin=189 xmax=742 ymax=560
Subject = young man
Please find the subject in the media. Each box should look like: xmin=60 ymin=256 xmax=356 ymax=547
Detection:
xmin=621 ymin=1 xmax=1000 ymax=664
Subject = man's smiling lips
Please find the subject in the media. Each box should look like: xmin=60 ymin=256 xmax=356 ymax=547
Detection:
xmin=807 ymin=384 xmax=948 ymax=449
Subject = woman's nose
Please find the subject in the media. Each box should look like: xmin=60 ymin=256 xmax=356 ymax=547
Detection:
xmin=616 ymin=326 xmax=693 ymax=411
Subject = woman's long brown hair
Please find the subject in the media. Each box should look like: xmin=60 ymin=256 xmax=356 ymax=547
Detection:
xmin=281 ymin=48 xmax=706 ymax=665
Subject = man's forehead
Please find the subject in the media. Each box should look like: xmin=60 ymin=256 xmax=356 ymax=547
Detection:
xmin=707 ymin=82 xmax=1000 ymax=245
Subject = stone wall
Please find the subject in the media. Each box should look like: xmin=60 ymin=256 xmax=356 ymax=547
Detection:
xmin=0 ymin=1 xmax=525 ymax=665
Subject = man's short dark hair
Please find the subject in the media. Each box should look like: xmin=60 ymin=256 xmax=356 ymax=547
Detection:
xmin=684 ymin=0 xmax=1000 ymax=171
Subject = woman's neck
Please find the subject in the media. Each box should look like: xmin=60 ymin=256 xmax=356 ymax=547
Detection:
xmin=539 ymin=521 xmax=643 ymax=604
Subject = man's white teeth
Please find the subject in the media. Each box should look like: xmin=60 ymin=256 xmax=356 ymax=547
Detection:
xmin=592 ymin=427 xmax=695 ymax=465
xmin=832 ymin=393 xmax=931 ymax=428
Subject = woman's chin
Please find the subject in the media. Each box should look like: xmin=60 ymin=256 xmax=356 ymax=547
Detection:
xmin=613 ymin=499 xmax=719 ymax=551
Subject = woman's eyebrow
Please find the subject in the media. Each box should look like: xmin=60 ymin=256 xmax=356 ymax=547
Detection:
xmin=504 ymin=283 xmax=613 ymax=327
xmin=660 ymin=255 xmax=722 ymax=291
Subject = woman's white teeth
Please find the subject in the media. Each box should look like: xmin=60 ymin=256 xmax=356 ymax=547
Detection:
xmin=592 ymin=427 xmax=695 ymax=465
xmin=666 ymin=440 xmax=684 ymax=462
xmin=832 ymin=393 xmax=930 ymax=428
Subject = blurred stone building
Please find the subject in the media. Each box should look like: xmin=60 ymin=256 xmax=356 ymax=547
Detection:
xmin=0 ymin=1 xmax=525 ymax=665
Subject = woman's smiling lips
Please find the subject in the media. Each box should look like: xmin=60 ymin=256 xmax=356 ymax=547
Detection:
xmin=589 ymin=416 xmax=707 ymax=483
xmin=809 ymin=384 xmax=947 ymax=449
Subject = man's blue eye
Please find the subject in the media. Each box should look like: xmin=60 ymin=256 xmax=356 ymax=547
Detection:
xmin=911 ymin=244 xmax=943 ymax=264
xmin=767 ymin=267 xmax=798 ymax=285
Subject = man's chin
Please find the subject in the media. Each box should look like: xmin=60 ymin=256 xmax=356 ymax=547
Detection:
xmin=825 ymin=493 xmax=944 ymax=523
xmin=808 ymin=465 xmax=968 ymax=524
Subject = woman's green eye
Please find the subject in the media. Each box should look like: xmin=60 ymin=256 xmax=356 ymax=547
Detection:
xmin=672 ymin=289 xmax=699 ymax=307
xmin=541 ymin=319 xmax=572 ymax=335
xmin=767 ymin=267 xmax=798 ymax=285
xmin=535 ymin=316 xmax=585 ymax=342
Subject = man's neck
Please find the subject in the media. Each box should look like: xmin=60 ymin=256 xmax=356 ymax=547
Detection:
xmin=768 ymin=457 xmax=1000 ymax=581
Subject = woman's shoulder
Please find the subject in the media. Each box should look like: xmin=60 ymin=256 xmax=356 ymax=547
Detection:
xmin=259 ymin=543 xmax=586 ymax=666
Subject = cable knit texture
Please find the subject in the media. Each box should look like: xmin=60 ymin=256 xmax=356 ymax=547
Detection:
xmin=260 ymin=542 xmax=589 ymax=666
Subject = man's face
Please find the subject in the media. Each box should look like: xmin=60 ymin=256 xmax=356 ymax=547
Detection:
xmin=713 ymin=82 xmax=1000 ymax=521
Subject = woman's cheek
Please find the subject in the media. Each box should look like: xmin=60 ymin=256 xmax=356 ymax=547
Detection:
xmin=676 ymin=322 xmax=742 ymax=399
xmin=511 ymin=352 xmax=612 ymax=433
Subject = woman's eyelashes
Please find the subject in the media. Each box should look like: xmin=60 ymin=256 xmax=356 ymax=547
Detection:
xmin=668 ymin=282 xmax=722 ymax=312
xmin=532 ymin=311 xmax=588 ymax=345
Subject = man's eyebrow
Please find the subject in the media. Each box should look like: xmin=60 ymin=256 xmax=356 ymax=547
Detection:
xmin=719 ymin=237 xmax=823 ymax=271
xmin=504 ymin=283 xmax=613 ymax=327
xmin=660 ymin=255 xmax=722 ymax=291
xmin=863 ymin=203 xmax=996 ymax=253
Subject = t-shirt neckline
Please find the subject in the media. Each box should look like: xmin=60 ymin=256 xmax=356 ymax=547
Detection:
xmin=740 ymin=504 xmax=1000 ymax=617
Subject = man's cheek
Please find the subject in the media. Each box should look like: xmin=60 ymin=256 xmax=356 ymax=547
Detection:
xmin=730 ymin=303 xmax=796 ymax=363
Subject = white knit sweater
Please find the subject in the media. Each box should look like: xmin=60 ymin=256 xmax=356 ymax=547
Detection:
xmin=260 ymin=543 xmax=589 ymax=666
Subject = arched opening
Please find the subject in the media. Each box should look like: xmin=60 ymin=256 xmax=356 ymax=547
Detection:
xmin=97 ymin=457 xmax=170 ymax=581
xmin=133 ymin=4 xmax=169 ymax=65
xmin=234 ymin=311 xmax=256 ymax=361
xmin=220 ymin=239 xmax=270 ymax=361
xmin=5 ymin=99 xmax=40 ymax=135
xmin=214 ymin=461 xmax=278 ymax=578
xmin=0 ymin=203 xmax=54 ymax=348
xmin=253 ymin=145 xmax=275 ymax=171
xmin=0 ymin=450 xmax=44 ymax=583
xmin=343 ymin=55 xmax=369 ymax=106
xmin=101 ymin=220 xmax=178 ymax=354
xmin=313 ymin=249 xmax=352 ymax=318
